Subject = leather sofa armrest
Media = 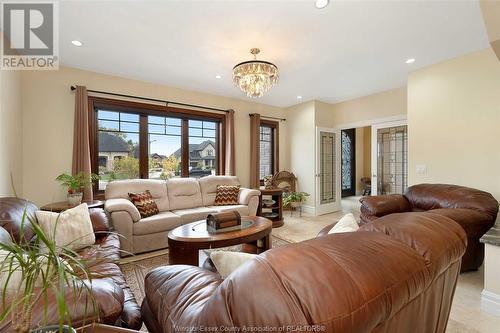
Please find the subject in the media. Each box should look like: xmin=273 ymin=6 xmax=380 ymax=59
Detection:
xmin=317 ymin=224 xmax=334 ymax=237
xmin=105 ymin=198 xmax=141 ymax=222
xmin=239 ymin=188 xmax=261 ymax=205
xmin=142 ymin=265 xmax=223 ymax=331
xmin=359 ymin=195 xmax=411 ymax=219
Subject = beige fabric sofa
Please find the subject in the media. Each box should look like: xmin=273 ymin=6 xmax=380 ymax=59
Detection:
xmin=104 ymin=176 xmax=261 ymax=255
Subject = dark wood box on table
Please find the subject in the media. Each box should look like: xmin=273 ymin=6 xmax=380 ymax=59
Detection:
xmin=206 ymin=211 xmax=241 ymax=231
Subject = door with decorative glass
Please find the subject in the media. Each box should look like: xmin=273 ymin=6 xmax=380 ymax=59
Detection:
xmin=316 ymin=128 xmax=341 ymax=215
xmin=371 ymin=120 xmax=408 ymax=195
xmin=341 ymin=129 xmax=356 ymax=197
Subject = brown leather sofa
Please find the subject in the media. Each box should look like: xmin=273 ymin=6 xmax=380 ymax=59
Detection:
xmin=359 ymin=184 xmax=498 ymax=272
xmin=141 ymin=212 xmax=467 ymax=333
xmin=0 ymin=197 xmax=142 ymax=331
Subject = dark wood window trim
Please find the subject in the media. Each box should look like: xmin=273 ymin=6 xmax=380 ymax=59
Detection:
xmin=88 ymin=96 xmax=226 ymax=195
xmin=259 ymin=119 xmax=279 ymax=181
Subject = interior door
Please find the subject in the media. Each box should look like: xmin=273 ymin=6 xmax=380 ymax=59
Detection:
xmin=316 ymin=127 xmax=341 ymax=215
xmin=371 ymin=120 xmax=408 ymax=195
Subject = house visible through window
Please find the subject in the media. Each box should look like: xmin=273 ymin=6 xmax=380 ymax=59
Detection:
xmin=259 ymin=120 xmax=279 ymax=180
xmin=92 ymin=97 xmax=224 ymax=192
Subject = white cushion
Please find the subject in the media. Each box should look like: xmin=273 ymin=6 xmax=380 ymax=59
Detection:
xmin=210 ymin=251 xmax=257 ymax=278
xmin=328 ymin=213 xmax=359 ymax=234
xmin=133 ymin=211 xmax=181 ymax=235
xmin=105 ymin=179 xmax=170 ymax=211
xmin=172 ymin=207 xmax=217 ymax=224
xmin=35 ymin=203 xmax=95 ymax=251
xmin=208 ymin=205 xmax=249 ymax=216
xmin=199 ymin=175 xmax=241 ymax=206
xmin=167 ymin=178 xmax=203 ymax=210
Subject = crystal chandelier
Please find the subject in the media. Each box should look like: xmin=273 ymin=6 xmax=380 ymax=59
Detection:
xmin=232 ymin=48 xmax=279 ymax=98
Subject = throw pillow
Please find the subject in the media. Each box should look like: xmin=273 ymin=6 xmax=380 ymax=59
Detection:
xmin=214 ymin=185 xmax=240 ymax=206
xmin=328 ymin=213 xmax=359 ymax=234
xmin=210 ymin=251 xmax=257 ymax=278
xmin=128 ymin=190 xmax=159 ymax=218
xmin=35 ymin=203 xmax=96 ymax=251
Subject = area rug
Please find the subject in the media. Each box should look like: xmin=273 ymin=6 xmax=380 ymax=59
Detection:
xmin=119 ymin=236 xmax=290 ymax=309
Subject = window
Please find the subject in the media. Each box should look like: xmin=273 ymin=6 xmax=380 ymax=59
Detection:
xmin=259 ymin=120 xmax=279 ymax=180
xmin=90 ymin=97 xmax=225 ymax=193
xmin=97 ymin=110 xmax=140 ymax=190
xmin=188 ymin=120 xmax=217 ymax=178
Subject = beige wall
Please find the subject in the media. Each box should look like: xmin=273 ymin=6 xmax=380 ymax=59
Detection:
xmin=0 ymin=68 xmax=23 ymax=197
xmin=408 ymin=48 xmax=500 ymax=199
xmin=315 ymin=87 xmax=407 ymax=128
xmin=285 ymin=101 xmax=316 ymax=208
xmin=354 ymin=126 xmax=371 ymax=194
xmin=363 ymin=126 xmax=371 ymax=179
xmin=354 ymin=128 xmax=364 ymax=194
xmin=21 ymin=66 xmax=288 ymax=205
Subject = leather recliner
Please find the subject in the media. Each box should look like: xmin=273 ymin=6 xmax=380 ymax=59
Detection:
xmin=0 ymin=197 xmax=142 ymax=331
xmin=141 ymin=212 xmax=467 ymax=333
xmin=358 ymin=183 xmax=498 ymax=272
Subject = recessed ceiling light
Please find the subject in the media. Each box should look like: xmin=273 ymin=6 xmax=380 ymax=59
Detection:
xmin=406 ymin=58 xmax=415 ymax=64
xmin=71 ymin=40 xmax=83 ymax=47
xmin=297 ymin=95 xmax=303 ymax=99
xmin=215 ymin=75 xmax=222 ymax=79
xmin=315 ymin=0 xmax=329 ymax=9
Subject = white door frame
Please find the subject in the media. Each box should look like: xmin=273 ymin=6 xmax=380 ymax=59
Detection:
xmin=371 ymin=119 xmax=408 ymax=195
xmin=315 ymin=127 xmax=342 ymax=215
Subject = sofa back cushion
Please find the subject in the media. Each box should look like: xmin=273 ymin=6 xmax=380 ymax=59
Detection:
xmin=105 ymin=179 xmax=170 ymax=212
xmin=167 ymin=178 xmax=203 ymax=210
xmin=199 ymin=176 xmax=241 ymax=206
xmin=0 ymin=197 xmax=38 ymax=244
xmin=404 ymin=184 xmax=499 ymax=221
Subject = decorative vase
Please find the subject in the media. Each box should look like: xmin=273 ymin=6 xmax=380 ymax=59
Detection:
xmin=290 ymin=201 xmax=302 ymax=208
xmin=67 ymin=192 xmax=83 ymax=206
xmin=31 ymin=325 xmax=76 ymax=333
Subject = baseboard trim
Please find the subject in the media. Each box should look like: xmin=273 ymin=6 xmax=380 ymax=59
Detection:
xmin=481 ymin=290 xmax=500 ymax=317
xmin=301 ymin=205 xmax=316 ymax=216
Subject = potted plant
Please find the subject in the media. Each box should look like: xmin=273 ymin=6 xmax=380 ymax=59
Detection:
xmin=283 ymin=191 xmax=310 ymax=208
xmin=0 ymin=211 xmax=98 ymax=332
xmin=55 ymin=172 xmax=99 ymax=206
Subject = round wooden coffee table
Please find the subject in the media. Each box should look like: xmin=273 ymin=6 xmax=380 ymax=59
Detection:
xmin=168 ymin=216 xmax=273 ymax=266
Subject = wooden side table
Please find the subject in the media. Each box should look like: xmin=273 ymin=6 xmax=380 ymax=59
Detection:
xmin=257 ymin=188 xmax=284 ymax=228
xmin=40 ymin=200 xmax=104 ymax=212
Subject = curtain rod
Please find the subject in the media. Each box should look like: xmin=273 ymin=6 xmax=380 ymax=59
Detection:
xmin=250 ymin=114 xmax=286 ymax=122
xmin=70 ymin=85 xmax=230 ymax=113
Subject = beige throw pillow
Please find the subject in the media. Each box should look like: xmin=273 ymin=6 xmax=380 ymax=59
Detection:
xmin=328 ymin=213 xmax=359 ymax=234
xmin=210 ymin=251 xmax=257 ymax=278
xmin=35 ymin=203 xmax=95 ymax=251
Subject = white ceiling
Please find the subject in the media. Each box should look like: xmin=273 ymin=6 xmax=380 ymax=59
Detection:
xmin=60 ymin=0 xmax=490 ymax=107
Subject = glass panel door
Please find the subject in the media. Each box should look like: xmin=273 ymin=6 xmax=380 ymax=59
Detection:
xmin=316 ymin=128 xmax=341 ymax=215
xmin=373 ymin=124 xmax=408 ymax=195
xmin=341 ymin=129 xmax=356 ymax=197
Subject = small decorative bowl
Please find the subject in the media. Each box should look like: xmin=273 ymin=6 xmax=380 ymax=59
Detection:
xmin=262 ymin=199 xmax=276 ymax=207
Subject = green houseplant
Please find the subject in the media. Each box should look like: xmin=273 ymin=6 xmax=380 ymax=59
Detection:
xmin=0 ymin=210 xmax=98 ymax=333
xmin=283 ymin=191 xmax=310 ymax=208
xmin=55 ymin=173 xmax=99 ymax=206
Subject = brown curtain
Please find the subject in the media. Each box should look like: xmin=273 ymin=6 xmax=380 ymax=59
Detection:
xmin=250 ymin=113 xmax=261 ymax=189
xmin=224 ymin=109 xmax=236 ymax=175
xmin=72 ymin=86 xmax=93 ymax=201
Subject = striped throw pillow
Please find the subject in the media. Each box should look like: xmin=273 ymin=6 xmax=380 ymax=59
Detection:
xmin=128 ymin=190 xmax=159 ymax=218
xmin=214 ymin=185 xmax=240 ymax=206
